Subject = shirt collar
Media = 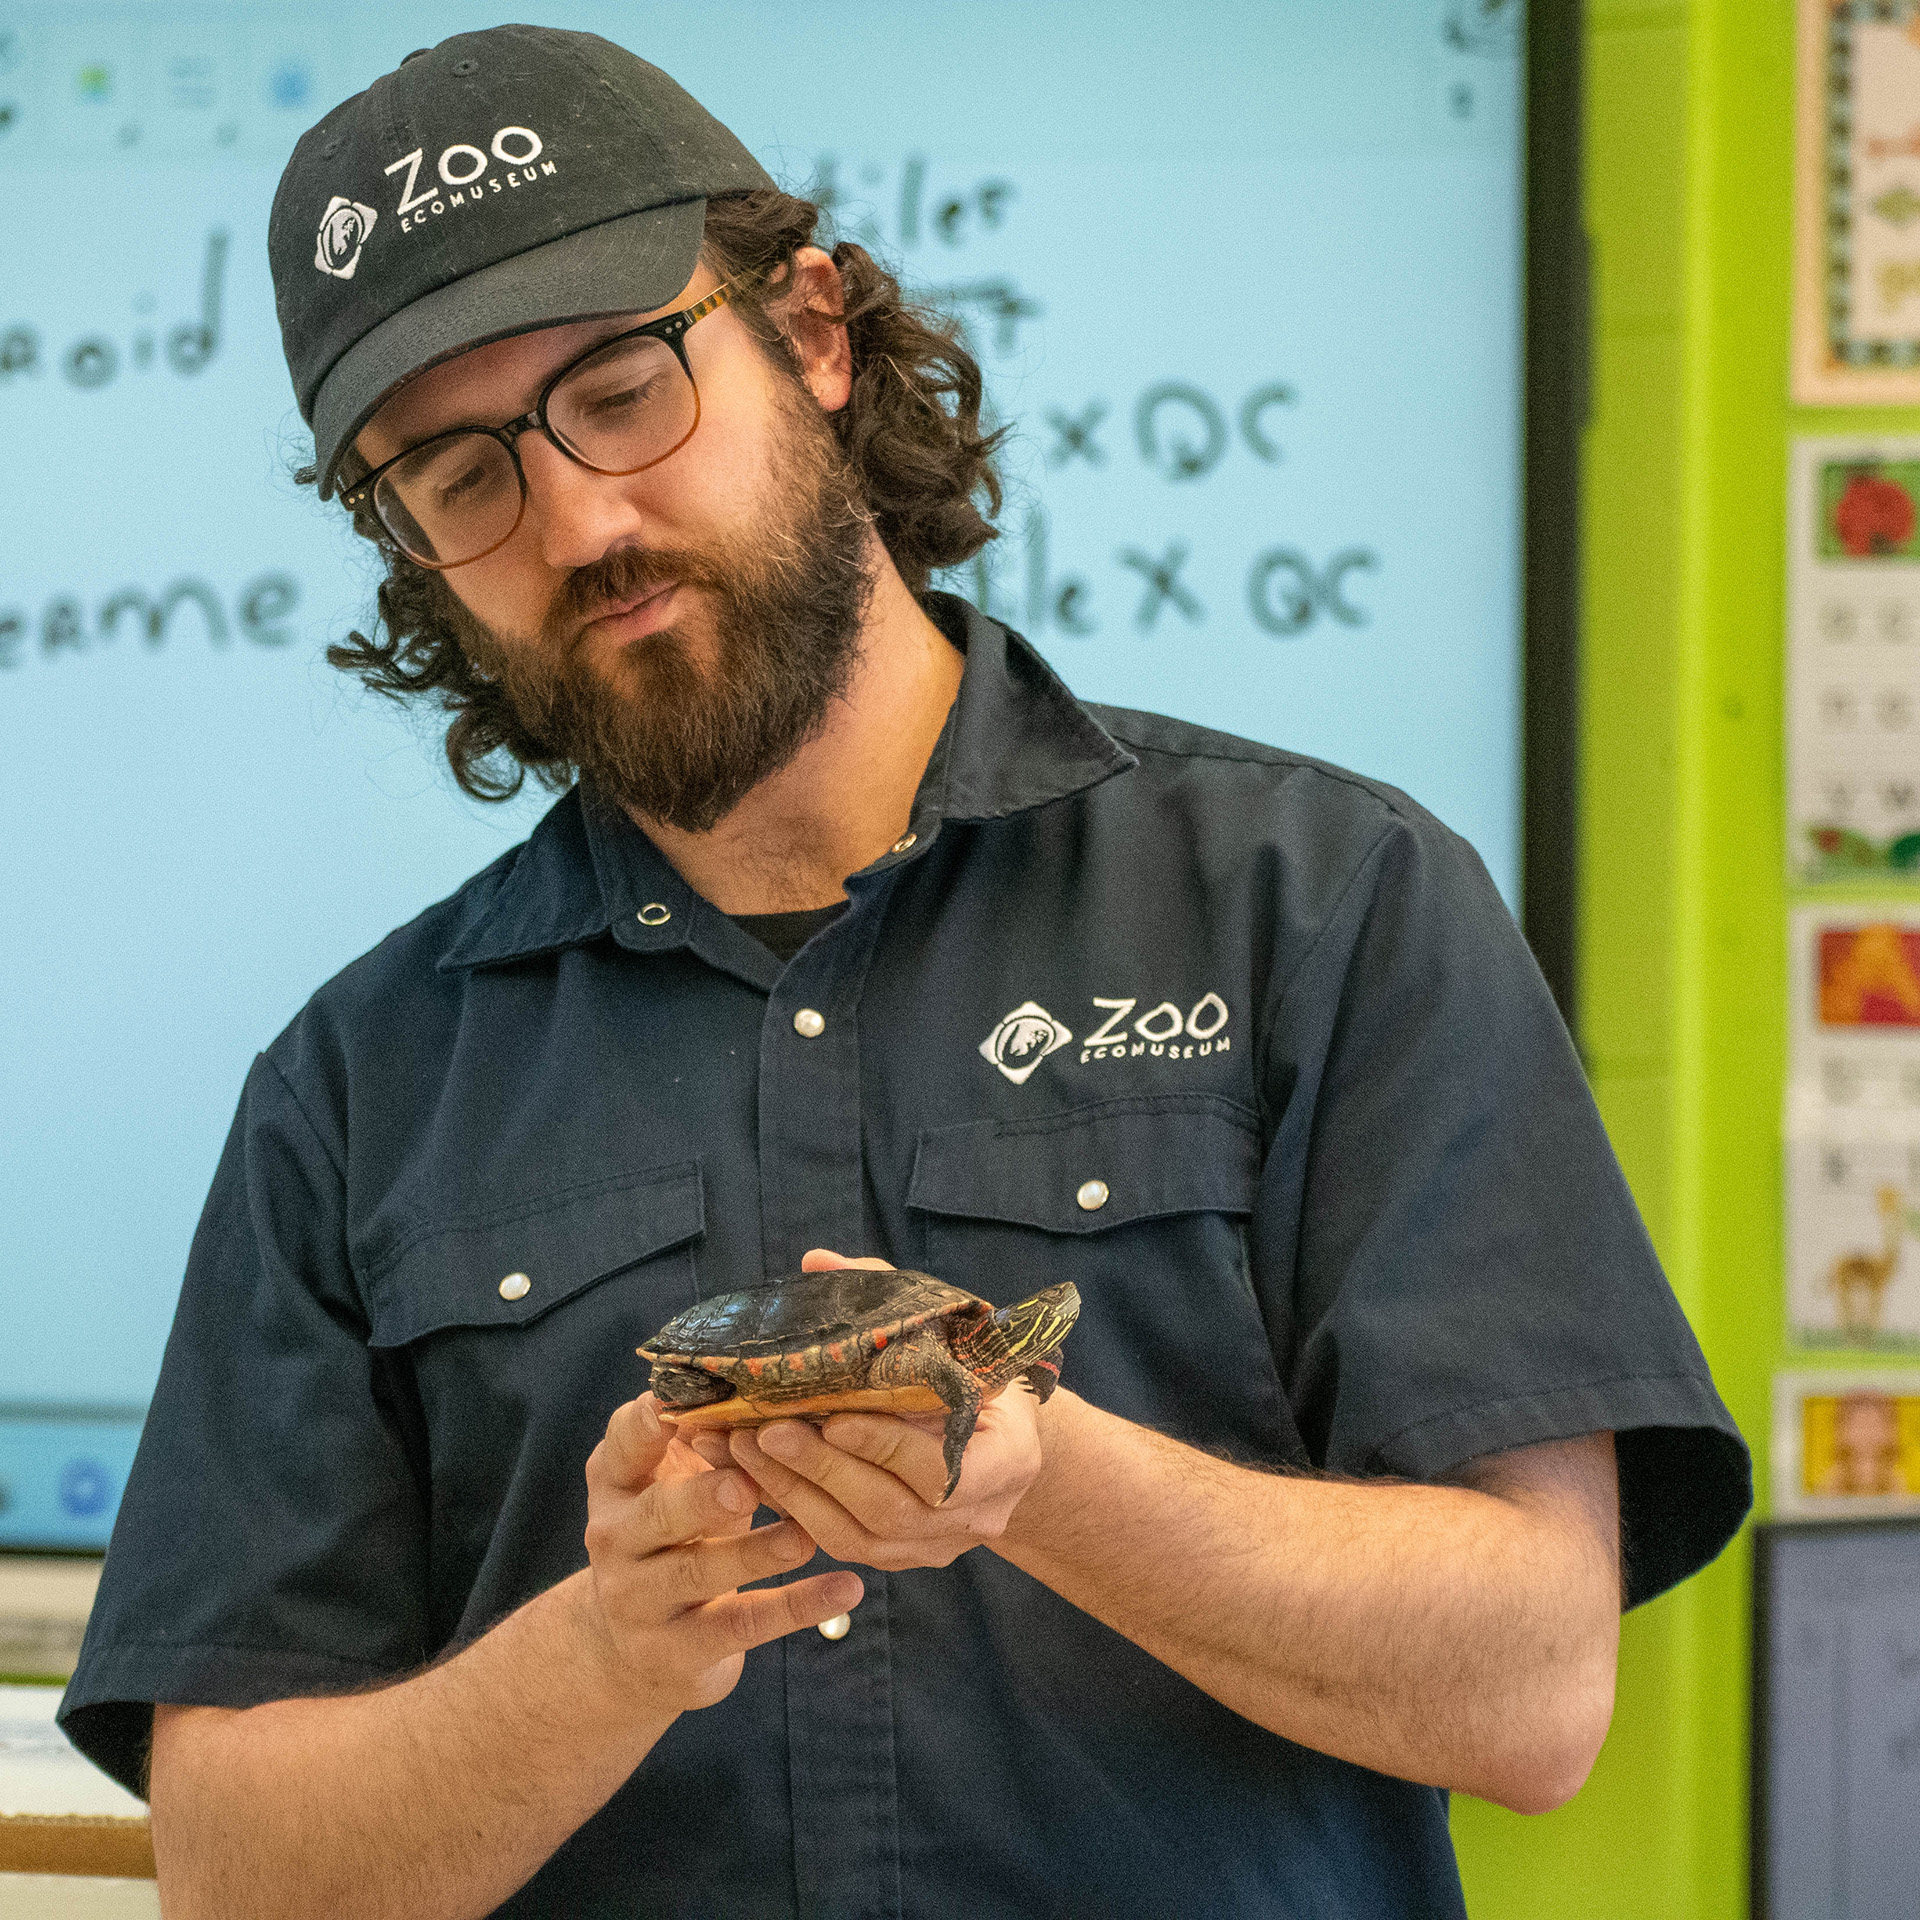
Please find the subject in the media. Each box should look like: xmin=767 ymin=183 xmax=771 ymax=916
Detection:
xmin=926 ymin=594 xmax=1136 ymax=823
xmin=439 ymin=597 xmax=1135 ymax=972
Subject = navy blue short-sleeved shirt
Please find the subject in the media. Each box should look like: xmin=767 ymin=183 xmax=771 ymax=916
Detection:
xmin=62 ymin=597 xmax=1749 ymax=1917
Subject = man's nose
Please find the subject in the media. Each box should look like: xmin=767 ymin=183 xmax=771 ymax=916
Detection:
xmin=516 ymin=431 xmax=652 ymax=571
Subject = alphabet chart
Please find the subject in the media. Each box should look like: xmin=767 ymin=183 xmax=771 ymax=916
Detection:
xmin=1787 ymin=436 xmax=1920 ymax=881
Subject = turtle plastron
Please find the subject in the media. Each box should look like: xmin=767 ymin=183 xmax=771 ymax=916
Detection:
xmin=660 ymin=1382 xmax=946 ymax=1427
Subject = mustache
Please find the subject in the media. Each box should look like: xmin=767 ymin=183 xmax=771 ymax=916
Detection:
xmin=544 ymin=545 xmax=720 ymax=649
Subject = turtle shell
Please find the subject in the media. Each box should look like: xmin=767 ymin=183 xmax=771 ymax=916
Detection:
xmin=642 ymin=1268 xmax=980 ymax=1374
xmin=637 ymin=1268 xmax=992 ymax=1427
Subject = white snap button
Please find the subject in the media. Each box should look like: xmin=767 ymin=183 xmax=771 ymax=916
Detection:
xmin=636 ymin=903 xmax=671 ymax=927
xmin=793 ymin=1008 xmax=826 ymax=1038
xmin=891 ymin=833 xmax=917 ymax=854
xmin=818 ymin=1613 xmax=852 ymax=1641
xmin=498 ymin=1272 xmax=531 ymax=1301
xmin=1076 ymin=1180 xmax=1110 ymax=1212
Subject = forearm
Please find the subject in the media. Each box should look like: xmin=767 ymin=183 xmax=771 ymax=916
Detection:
xmin=995 ymin=1392 xmax=1619 ymax=1811
xmin=150 ymin=1570 xmax=674 ymax=1920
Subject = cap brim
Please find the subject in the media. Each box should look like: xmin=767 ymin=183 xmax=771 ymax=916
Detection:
xmin=313 ymin=197 xmax=707 ymax=497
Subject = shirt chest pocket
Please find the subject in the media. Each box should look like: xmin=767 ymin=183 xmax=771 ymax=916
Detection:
xmin=908 ymin=1096 xmax=1289 ymax=1458
xmin=360 ymin=1163 xmax=705 ymax=1387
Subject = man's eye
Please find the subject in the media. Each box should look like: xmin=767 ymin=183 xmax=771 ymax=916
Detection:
xmin=437 ymin=460 xmax=498 ymax=508
xmin=578 ymin=372 xmax=669 ymax=420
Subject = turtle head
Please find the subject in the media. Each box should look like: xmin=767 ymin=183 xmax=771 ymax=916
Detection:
xmin=1002 ymin=1282 xmax=1080 ymax=1371
xmin=950 ymin=1283 xmax=1080 ymax=1395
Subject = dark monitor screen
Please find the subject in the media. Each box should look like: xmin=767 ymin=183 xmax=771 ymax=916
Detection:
xmin=1752 ymin=1520 xmax=1920 ymax=1918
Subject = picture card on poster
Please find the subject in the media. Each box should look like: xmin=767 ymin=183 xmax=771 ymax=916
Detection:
xmin=1794 ymin=0 xmax=1920 ymax=404
xmin=1786 ymin=906 xmax=1920 ymax=1350
xmin=1773 ymin=1369 xmax=1920 ymax=1519
xmin=1786 ymin=438 xmax=1920 ymax=882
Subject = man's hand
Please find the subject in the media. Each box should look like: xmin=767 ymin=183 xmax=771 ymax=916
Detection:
xmin=149 ymin=1393 xmax=867 ymax=1920
xmin=580 ymin=1391 xmax=865 ymax=1710
xmin=693 ymin=1250 xmax=1046 ymax=1571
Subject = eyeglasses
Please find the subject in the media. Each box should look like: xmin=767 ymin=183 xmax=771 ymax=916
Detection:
xmin=340 ymin=283 xmax=736 ymax=570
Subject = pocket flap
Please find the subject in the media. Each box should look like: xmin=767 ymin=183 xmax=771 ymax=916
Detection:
xmin=362 ymin=1163 xmax=704 ymax=1347
xmin=909 ymin=1095 xmax=1258 ymax=1235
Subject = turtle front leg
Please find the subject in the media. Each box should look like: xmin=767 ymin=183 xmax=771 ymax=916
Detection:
xmin=870 ymin=1329 xmax=983 ymax=1504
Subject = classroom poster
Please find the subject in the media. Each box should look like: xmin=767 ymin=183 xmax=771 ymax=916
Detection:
xmin=1794 ymin=0 xmax=1920 ymax=404
xmin=1786 ymin=438 xmax=1920 ymax=880
xmin=1786 ymin=907 xmax=1920 ymax=1349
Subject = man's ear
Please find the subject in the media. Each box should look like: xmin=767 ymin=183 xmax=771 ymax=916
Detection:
xmin=779 ymin=246 xmax=854 ymax=414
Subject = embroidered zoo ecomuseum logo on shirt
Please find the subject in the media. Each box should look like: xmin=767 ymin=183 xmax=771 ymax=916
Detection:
xmin=980 ymin=1002 xmax=1074 ymax=1084
xmin=980 ymin=992 xmax=1232 ymax=1085
xmin=313 ymin=124 xmax=561 ymax=277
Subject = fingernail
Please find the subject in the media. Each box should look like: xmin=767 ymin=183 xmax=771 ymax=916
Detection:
xmin=715 ymin=1475 xmax=750 ymax=1514
xmin=760 ymin=1425 xmax=800 ymax=1458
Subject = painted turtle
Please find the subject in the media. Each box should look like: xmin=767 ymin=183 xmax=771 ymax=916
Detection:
xmin=638 ymin=1269 xmax=1081 ymax=1502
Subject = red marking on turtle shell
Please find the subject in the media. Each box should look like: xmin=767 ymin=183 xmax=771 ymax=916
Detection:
xmin=872 ymin=1330 xmax=887 ymax=1349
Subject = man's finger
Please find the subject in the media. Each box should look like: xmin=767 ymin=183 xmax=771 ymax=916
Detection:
xmin=733 ymin=1422 xmax=932 ymax=1538
xmin=685 ymin=1429 xmax=795 ymax=1516
xmin=639 ymin=1519 xmax=821 ymax=1612
xmin=723 ymin=1429 xmax=882 ymax=1557
xmin=799 ymin=1248 xmax=895 ymax=1272
xmin=590 ymin=1394 xmax=676 ymax=1492
xmin=817 ymin=1414 xmax=953 ymax=1507
xmin=591 ymin=1459 xmax=761 ymax=1561
xmin=684 ymin=1571 xmax=866 ymax=1662
xmin=722 ymin=1427 xmax=809 ymax=1505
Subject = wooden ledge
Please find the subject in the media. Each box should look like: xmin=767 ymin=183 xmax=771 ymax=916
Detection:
xmin=0 ymin=1816 xmax=154 ymax=1879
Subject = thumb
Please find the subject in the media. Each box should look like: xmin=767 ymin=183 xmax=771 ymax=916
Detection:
xmin=594 ymin=1392 xmax=677 ymax=1491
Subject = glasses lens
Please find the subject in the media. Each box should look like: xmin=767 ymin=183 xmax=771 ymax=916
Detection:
xmin=547 ymin=332 xmax=696 ymax=475
xmin=375 ymin=431 xmax=523 ymax=567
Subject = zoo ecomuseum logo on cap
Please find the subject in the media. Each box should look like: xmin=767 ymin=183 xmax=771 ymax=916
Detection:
xmin=980 ymin=1002 xmax=1074 ymax=1085
xmin=314 ymin=196 xmax=378 ymax=278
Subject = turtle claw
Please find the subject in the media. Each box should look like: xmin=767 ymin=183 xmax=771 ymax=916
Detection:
xmin=938 ymin=1408 xmax=973 ymax=1505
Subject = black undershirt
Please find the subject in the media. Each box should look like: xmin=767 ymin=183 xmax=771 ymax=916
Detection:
xmin=729 ymin=901 xmax=849 ymax=964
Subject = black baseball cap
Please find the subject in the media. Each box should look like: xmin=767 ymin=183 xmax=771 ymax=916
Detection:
xmin=269 ymin=25 xmax=775 ymax=497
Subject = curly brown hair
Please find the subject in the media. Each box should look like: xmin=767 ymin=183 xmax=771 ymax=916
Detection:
xmin=308 ymin=188 xmax=1004 ymax=803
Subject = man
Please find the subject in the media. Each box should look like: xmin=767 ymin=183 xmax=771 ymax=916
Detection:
xmin=61 ymin=26 xmax=1750 ymax=1919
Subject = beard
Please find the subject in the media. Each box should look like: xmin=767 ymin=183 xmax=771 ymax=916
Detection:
xmin=450 ymin=375 xmax=875 ymax=833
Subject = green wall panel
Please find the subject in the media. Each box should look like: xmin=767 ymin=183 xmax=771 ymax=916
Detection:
xmin=1450 ymin=2 xmax=1892 ymax=1912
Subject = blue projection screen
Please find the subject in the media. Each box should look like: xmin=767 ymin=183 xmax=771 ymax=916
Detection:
xmin=0 ymin=0 xmax=1522 ymax=1546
